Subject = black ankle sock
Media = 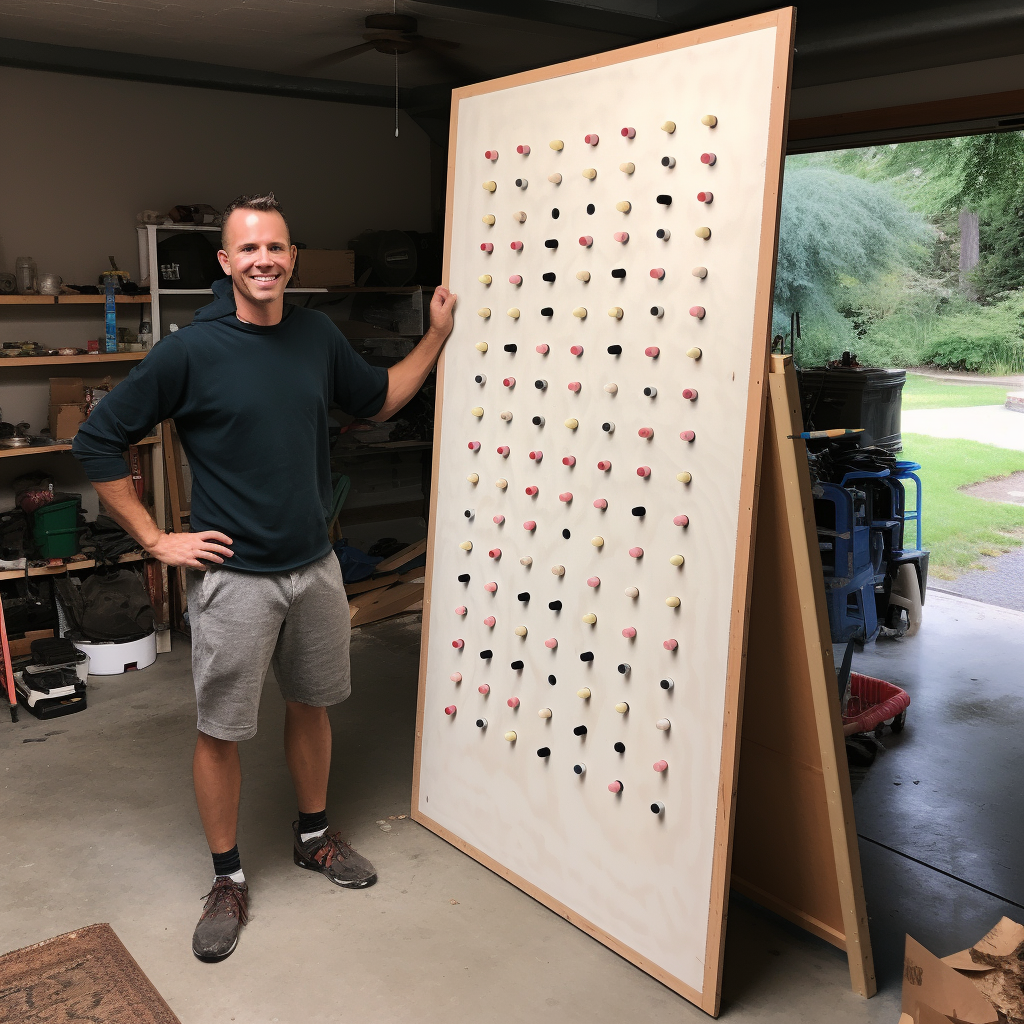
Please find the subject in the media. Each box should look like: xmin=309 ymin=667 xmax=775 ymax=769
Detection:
xmin=298 ymin=809 xmax=328 ymax=836
xmin=212 ymin=845 xmax=241 ymax=877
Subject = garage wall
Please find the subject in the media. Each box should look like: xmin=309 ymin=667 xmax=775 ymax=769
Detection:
xmin=0 ymin=64 xmax=432 ymax=285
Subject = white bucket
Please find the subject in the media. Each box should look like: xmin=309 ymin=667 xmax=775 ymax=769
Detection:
xmin=73 ymin=631 xmax=157 ymax=676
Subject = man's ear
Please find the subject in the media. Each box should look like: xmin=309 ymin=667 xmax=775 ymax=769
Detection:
xmin=217 ymin=250 xmax=231 ymax=275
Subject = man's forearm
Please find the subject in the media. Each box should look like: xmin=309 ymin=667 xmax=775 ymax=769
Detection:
xmin=92 ymin=476 xmax=164 ymax=553
xmin=372 ymin=327 xmax=447 ymax=422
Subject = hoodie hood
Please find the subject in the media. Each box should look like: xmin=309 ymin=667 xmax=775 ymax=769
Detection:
xmin=194 ymin=276 xmax=237 ymax=322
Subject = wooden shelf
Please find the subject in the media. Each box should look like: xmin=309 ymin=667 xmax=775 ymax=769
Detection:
xmin=0 ymin=294 xmax=151 ymax=305
xmin=0 ymin=352 xmax=146 ymax=368
xmin=0 ymin=435 xmax=157 ymax=458
xmin=157 ymin=287 xmax=328 ymax=295
xmin=0 ymin=550 xmax=147 ymax=581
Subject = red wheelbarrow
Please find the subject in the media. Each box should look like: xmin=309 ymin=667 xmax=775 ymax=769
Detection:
xmin=842 ymin=672 xmax=911 ymax=737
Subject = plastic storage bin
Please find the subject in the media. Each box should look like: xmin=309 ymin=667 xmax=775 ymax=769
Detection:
xmin=32 ymin=498 xmax=80 ymax=558
xmin=797 ymin=366 xmax=907 ymax=452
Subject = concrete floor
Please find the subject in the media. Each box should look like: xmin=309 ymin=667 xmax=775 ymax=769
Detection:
xmin=5 ymin=595 xmax=1016 ymax=1023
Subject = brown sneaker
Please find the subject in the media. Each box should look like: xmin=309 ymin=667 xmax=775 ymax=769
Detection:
xmin=292 ymin=822 xmax=377 ymax=889
xmin=192 ymin=877 xmax=248 ymax=962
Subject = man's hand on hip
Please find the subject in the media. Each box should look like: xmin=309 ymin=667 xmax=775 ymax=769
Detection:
xmin=149 ymin=530 xmax=234 ymax=569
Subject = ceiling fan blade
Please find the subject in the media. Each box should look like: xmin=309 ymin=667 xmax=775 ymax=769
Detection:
xmin=296 ymin=41 xmax=379 ymax=74
xmin=411 ymin=34 xmax=459 ymax=51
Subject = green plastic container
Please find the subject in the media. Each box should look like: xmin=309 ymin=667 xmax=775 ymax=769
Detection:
xmin=32 ymin=499 xmax=80 ymax=558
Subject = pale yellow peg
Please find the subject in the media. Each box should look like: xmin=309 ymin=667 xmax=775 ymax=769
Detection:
xmin=508 ymin=308 xmax=521 ymax=319
xmin=615 ymin=201 xmax=631 ymax=213
xmin=677 ymin=471 xmax=692 ymax=484
xmin=513 ymin=210 xmax=527 ymax=223
xmin=551 ymin=564 xmax=565 ymax=576
xmin=572 ymin=307 xmax=587 ymax=319
xmin=538 ymin=707 xmax=552 ymax=718
xmin=692 ymin=266 xmax=708 ymax=279
xmin=577 ymin=687 xmax=592 ymax=699
xmin=504 ymin=731 xmax=517 ymax=742
xmin=619 ymin=161 xmax=635 ymax=174
xmin=496 ymin=478 xmax=508 ymax=489
xmin=582 ymin=613 xmax=597 ymax=625
xmin=604 ymin=383 xmax=618 ymax=394
xmin=550 ymin=139 xmax=564 ymax=151
xmin=582 ymin=167 xmax=597 ymax=180
xmin=576 ymin=271 xmax=591 ymax=282
xmin=665 ymin=596 xmax=681 ymax=608
xmin=687 ymin=346 xmax=702 ymax=359
xmin=483 ymin=180 xmax=497 ymax=191
xmin=564 ymin=417 xmax=579 ymax=429
xmin=695 ymin=226 xmax=711 ymax=239
xmin=701 ymin=114 xmax=718 ymax=127
xmin=669 ymin=554 xmax=685 ymax=567
xmin=591 ymin=536 xmax=604 ymax=547
xmin=478 ymin=308 xmax=491 ymax=318
xmin=514 ymin=625 xmax=528 ymax=637
xmin=500 ymin=410 xmax=513 ymax=421
xmin=478 ymin=274 xmax=492 ymax=284
xmin=608 ymin=307 xmax=623 ymax=320
xmin=661 ymin=120 xmax=676 ymax=133
xmin=471 ymin=406 xmax=484 ymax=417
xmin=615 ymin=702 xmax=629 ymax=714
xmin=460 ymin=540 xmax=473 ymax=550
xmin=656 ymin=718 xmax=671 ymax=731
xmin=475 ymin=341 xmax=488 ymax=352
xmin=482 ymin=214 xmax=495 ymax=226
xmin=625 ymin=586 xmax=639 ymax=598
xmin=548 ymin=173 xmax=562 ymax=184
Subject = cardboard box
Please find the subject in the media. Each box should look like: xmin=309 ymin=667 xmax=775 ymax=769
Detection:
xmin=900 ymin=919 xmax=1024 ymax=1023
xmin=49 ymin=377 xmax=87 ymax=441
xmin=294 ymin=249 xmax=355 ymax=288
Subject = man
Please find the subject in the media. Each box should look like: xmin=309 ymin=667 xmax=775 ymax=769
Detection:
xmin=73 ymin=192 xmax=456 ymax=962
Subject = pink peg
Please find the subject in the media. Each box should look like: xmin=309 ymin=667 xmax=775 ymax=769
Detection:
xmin=536 ymin=344 xmax=550 ymax=354
xmin=620 ymin=127 xmax=635 ymax=139
xmin=613 ymin=231 xmax=629 ymax=243
xmin=663 ymin=639 xmax=678 ymax=651
xmin=682 ymin=388 xmax=698 ymax=401
xmin=568 ymin=381 xmax=582 ymax=392
xmin=593 ymin=498 xmax=608 ymax=509
xmin=638 ymin=427 xmax=654 ymax=439
xmin=445 ymin=705 xmax=457 ymax=715
xmin=697 ymin=190 xmax=713 ymax=203
xmin=544 ymin=638 xmax=558 ymax=649
xmin=628 ymin=547 xmax=643 ymax=558
xmin=483 ymin=615 xmax=495 ymax=627
xmin=680 ymin=429 xmax=696 ymax=442
xmin=563 ymin=456 xmax=576 ymax=467
xmin=637 ymin=466 xmax=651 ymax=478
xmin=488 ymin=548 xmax=501 ymax=559
xmin=480 ymin=242 xmax=494 ymax=252
xmin=569 ymin=345 xmax=584 ymax=357
xmin=597 ymin=460 xmax=612 ymax=472
xmin=701 ymin=152 xmax=716 ymax=165
xmin=653 ymin=760 xmax=669 ymax=772
xmin=484 ymin=582 xmax=498 ymax=592
xmin=492 ymin=514 xmax=505 ymax=525
xmin=529 ymin=450 xmax=543 ymax=461
xmin=516 ymin=144 xmax=530 ymax=155
xmin=507 ymin=696 xmax=521 ymax=708
xmin=509 ymin=274 xmax=522 ymax=285
xmin=452 ymin=639 xmax=465 ymax=649
xmin=559 ymin=492 xmax=573 ymax=503
xmin=579 ymin=235 xmax=593 ymax=247
xmin=468 ymin=441 xmax=481 ymax=450
xmin=497 ymin=445 xmax=510 ymax=457
xmin=510 ymin=241 xmax=523 ymax=251
xmin=608 ymin=780 xmax=624 ymax=793
xmin=587 ymin=576 xmax=601 ymax=588
xmin=622 ymin=626 xmax=637 ymax=638
xmin=450 ymin=672 xmax=462 ymax=683
xmin=645 ymin=346 xmax=660 ymax=358
xmin=525 ymin=485 xmax=539 ymax=496
xmin=523 ymin=520 xmax=536 ymax=531
xmin=478 ymin=683 xmax=490 ymax=695
xmin=503 ymin=376 xmax=515 ymax=387
xmin=484 ymin=149 xmax=498 ymax=160
xmin=585 ymin=133 xmax=599 ymax=145
xmin=689 ymin=305 xmax=706 ymax=319
xmin=455 ymin=605 xmax=467 ymax=615
xmin=674 ymin=514 xmax=690 ymax=527
xmin=650 ymin=267 xmax=665 ymax=279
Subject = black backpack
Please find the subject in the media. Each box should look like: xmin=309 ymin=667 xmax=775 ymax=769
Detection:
xmin=156 ymin=232 xmax=223 ymax=290
xmin=54 ymin=570 xmax=154 ymax=642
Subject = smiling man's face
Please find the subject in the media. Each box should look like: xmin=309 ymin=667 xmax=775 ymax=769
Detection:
xmin=218 ymin=208 xmax=296 ymax=308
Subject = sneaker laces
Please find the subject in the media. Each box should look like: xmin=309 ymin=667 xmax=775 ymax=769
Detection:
xmin=310 ymin=830 xmax=353 ymax=870
xmin=199 ymin=878 xmax=248 ymax=925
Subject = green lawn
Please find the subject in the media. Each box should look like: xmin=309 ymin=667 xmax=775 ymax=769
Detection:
xmin=902 ymin=373 xmax=1011 ymax=410
xmin=902 ymin=434 xmax=1024 ymax=578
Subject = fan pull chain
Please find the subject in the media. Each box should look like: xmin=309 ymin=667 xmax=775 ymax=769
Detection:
xmin=395 ymin=50 xmax=400 ymax=138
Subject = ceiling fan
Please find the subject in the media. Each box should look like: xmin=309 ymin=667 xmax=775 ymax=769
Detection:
xmin=300 ymin=13 xmax=463 ymax=77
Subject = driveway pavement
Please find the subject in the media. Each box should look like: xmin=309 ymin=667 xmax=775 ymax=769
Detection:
xmin=902 ymin=405 xmax=1024 ymax=452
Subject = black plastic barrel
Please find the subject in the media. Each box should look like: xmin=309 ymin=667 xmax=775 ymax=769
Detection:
xmin=796 ymin=367 xmax=906 ymax=452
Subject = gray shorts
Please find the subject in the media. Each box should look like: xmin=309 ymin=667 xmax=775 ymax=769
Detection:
xmin=186 ymin=551 xmax=351 ymax=741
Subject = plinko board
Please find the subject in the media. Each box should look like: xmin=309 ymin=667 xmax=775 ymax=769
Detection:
xmin=414 ymin=10 xmax=794 ymax=1015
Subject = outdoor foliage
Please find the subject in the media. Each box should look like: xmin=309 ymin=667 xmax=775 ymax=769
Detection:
xmin=777 ymin=133 xmax=1024 ymax=373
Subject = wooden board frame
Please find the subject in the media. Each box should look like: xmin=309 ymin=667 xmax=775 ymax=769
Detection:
xmin=412 ymin=9 xmax=795 ymax=1016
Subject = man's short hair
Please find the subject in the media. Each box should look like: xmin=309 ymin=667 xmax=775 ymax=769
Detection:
xmin=221 ymin=192 xmax=289 ymax=248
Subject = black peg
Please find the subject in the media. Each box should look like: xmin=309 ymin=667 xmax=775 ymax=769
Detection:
xmin=548 ymin=600 xmax=562 ymax=611
xmin=537 ymin=747 xmax=551 ymax=757
xmin=479 ymin=649 xmax=493 ymax=659
xmin=542 ymin=272 xmax=556 ymax=282
xmin=614 ymin=741 xmax=626 ymax=753
xmin=458 ymin=574 xmax=470 ymax=583
xmin=540 ymin=307 xmax=553 ymax=317
xmin=517 ymin=592 xmax=530 ymax=602
xmin=631 ymin=506 xmax=646 ymax=517
xmin=544 ymin=239 xmax=559 ymax=248
xmin=580 ymin=652 xmax=594 ymax=662
xmin=573 ymin=725 xmax=588 ymax=736
xmin=547 ymin=674 xmax=557 ymax=685
xmin=562 ymin=529 xmax=571 ymax=539
xmin=617 ymin=663 xmax=630 ymax=674
xmin=607 ymin=345 xmax=622 ymax=355
xmin=611 ymin=268 xmax=626 ymax=279
xmin=503 ymin=343 xmax=518 ymax=353
xmin=656 ymin=194 xmax=672 ymax=205
xmin=511 ymin=660 xmax=524 ymax=670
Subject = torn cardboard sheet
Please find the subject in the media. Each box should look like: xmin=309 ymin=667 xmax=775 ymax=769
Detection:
xmin=942 ymin=917 xmax=1024 ymax=1024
